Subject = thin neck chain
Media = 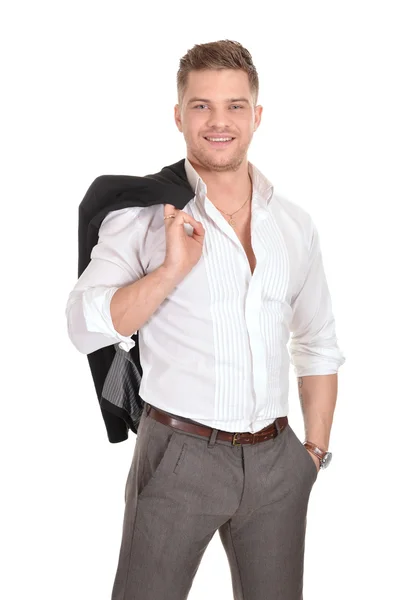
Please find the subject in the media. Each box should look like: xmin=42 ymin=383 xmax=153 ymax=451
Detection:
xmin=212 ymin=175 xmax=253 ymax=228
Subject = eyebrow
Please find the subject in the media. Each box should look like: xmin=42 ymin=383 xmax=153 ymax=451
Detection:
xmin=187 ymin=97 xmax=250 ymax=104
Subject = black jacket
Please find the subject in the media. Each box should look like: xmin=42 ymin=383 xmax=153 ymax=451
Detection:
xmin=78 ymin=158 xmax=194 ymax=443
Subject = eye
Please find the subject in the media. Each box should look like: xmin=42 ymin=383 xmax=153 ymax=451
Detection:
xmin=193 ymin=104 xmax=208 ymax=110
xmin=231 ymin=105 xmax=244 ymax=109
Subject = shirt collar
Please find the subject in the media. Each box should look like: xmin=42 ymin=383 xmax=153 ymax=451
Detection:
xmin=184 ymin=157 xmax=274 ymax=210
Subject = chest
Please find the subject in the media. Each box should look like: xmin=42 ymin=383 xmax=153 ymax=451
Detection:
xmin=223 ymin=214 xmax=257 ymax=275
xmin=235 ymin=228 xmax=257 ymax=275
xmin=141 ymin=203 xmax=304 ymax=304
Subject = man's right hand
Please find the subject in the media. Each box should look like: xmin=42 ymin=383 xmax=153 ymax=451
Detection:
xmin=162 ymin=204 xmax=206 ymax=284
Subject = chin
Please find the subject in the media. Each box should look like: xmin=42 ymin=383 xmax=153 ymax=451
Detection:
xmin=207 ymin=152 xmax=246 ymax=172
xmin=188 ymin=140 xmax=247 ymax=170
xmin=208 ymin=160 xmax=241 ymax=172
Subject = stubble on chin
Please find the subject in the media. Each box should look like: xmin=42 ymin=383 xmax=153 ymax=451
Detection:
xmin=190 ymin=142 xmax=247 ymax=173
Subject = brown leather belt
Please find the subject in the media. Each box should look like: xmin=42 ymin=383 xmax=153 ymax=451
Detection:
xmin=145 ymin=403 xmax=288 ymax=445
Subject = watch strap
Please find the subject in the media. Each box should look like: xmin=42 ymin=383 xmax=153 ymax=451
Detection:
xmin=303 ymin=441 xmax=328 ymax=461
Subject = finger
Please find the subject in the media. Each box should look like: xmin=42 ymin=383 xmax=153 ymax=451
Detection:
xmin=163 ymin=203 xmax=177 ymax=223
xmin=174 ymin=210 xmax=205 ymax=239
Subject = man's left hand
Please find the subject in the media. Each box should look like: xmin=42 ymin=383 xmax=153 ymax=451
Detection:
xmin=307 ymin=449 xmax=321 ymax=473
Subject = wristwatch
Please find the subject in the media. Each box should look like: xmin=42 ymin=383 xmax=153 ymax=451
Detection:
xmin=304 ymin=441 xmax=333 ymax=469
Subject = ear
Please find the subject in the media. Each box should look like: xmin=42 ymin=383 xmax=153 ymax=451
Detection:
xmin=254 ymin=104 xmax=263 ymax=131
xmin=174 ymin=104 xmax=183 ymax=132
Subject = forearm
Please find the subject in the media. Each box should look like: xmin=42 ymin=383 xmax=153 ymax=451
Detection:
xmin=297 ymin=373 xmax=338 ymax=450
xmin=110 ymin=265 xmax=179 ymax=336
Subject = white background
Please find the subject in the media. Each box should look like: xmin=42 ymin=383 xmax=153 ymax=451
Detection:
xmin=2 ymin=1 xmax=398 ymax=598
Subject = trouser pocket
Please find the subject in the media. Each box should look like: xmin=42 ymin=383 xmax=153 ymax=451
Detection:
xmin=288 ymin=425 xmax=319 ymax=482
xmin=137 ymin=416 xmax=187 ymax=499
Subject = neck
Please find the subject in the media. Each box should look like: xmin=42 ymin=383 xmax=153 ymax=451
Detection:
xmin=188 ymin=156 xmax=252 ymax=213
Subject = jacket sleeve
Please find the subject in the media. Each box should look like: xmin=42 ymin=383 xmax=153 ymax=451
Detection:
xmin=66 ymin=207 xmax=145 ymax=355
xmin=289 ymin=219 xmax=346 ymax=376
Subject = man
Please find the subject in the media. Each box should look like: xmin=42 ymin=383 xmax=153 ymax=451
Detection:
xmin=66 ymin=40 xmax=345 ymax=600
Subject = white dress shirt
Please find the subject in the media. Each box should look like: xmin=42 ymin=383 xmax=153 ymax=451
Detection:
xmin=66 ymin=158 xmax=345 ymax=433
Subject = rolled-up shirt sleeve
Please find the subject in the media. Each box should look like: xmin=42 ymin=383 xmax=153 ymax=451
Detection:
xmin=289 ymin=220 xmax=346 ymax=376
xmin=65 ymin=207 xmax=145 ymax=355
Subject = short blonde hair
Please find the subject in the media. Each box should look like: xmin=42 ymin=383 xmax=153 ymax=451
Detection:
xmin=177 ymin=40 xmax=259 ymax=106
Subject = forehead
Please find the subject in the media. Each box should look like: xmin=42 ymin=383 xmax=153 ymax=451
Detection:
xmin=184 ymin=69 xmax=251 ymax=99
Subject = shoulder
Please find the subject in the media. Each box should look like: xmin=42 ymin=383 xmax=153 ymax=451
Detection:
xmin=99 ymin=206 xmax=151 ymax=237
xmin=271 ymin=192 xmax=312 ymax=227
xmin=270 ymin=192 xmax=316 ymax=250
xmin=98 ymin=205 xmax=168 ymax=244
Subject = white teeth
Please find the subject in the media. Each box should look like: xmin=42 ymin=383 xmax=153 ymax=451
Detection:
xmin=206 ymin=137 xmax=232 ymax=142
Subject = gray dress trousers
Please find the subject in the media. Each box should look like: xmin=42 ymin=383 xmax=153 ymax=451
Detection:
xmin=110 ymin=402 xmax=318 ymax=600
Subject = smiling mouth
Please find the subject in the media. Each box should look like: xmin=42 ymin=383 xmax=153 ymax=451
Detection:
xmin=204 ymin=136 xmax=235 ymax=147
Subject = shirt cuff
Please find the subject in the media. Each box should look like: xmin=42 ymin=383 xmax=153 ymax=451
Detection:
xmin=290 ymin=349 xmax=346 ymax=377
xmin=82 ymin=286 xmax=137 ymax=352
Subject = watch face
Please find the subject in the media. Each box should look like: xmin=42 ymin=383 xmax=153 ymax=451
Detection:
xmin=321 ymin=452 xmax=333 ymax=469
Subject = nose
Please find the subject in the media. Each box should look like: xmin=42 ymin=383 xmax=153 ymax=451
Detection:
xmin=205 ymin=106 xmax=233 ymax=130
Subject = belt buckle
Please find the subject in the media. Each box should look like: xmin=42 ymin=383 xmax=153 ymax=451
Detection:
xmin=232 ymin=432 xmax=241 ymax=446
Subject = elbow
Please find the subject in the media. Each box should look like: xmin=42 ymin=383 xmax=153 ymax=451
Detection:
xmin=65 ymin=315 xmax=92 ymax=355
xmin=66 ymin=323 xmax=116 ymax=355
xmin=65 ymin=288 xmax=136 ymax=355
xmin=65 ymin=303 xmax=132 ymax=355
xmin=65 ymin=293 xmax=102 ymax=355
xmin=66 ymin=333 xmax=90 ymax=355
